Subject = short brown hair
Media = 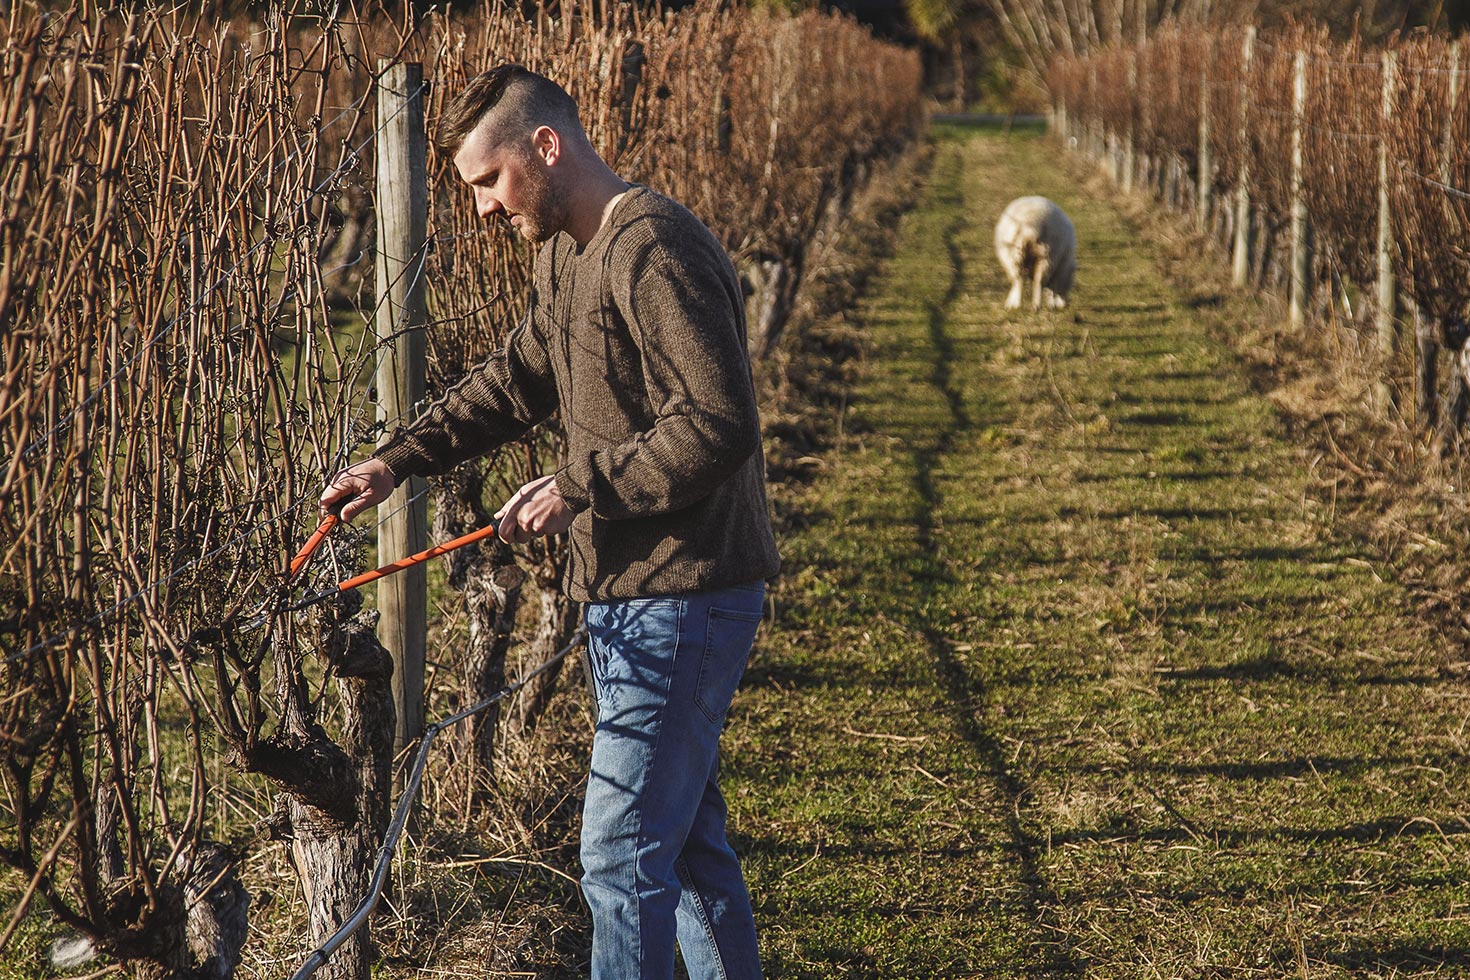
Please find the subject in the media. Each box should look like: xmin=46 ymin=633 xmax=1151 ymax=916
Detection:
xmin=435 ymin=64 xmax=583 ymax=154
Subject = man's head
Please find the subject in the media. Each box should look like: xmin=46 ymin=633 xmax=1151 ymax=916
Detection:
xmin=439 ymin=64 xmax=584 ymax=242
xmin=436 ymin=64 xmax=582 ymax=157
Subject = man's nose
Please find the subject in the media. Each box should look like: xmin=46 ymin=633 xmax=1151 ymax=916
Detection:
xmin=474 ymin=188 xmax=500 ymax=219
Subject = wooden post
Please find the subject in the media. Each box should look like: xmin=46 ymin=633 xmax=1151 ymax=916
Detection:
xmin=1090 ymin=65 xmax=1103 ymax=162
xmin=1442 ymin=43 xmax=1461 ymax=188
xmin=1167 ymin=39 xmax=1181 ymax=207
xmin=1198 ymin=59 xmax=1212 ymax=228
xmin=1289 ymin=48 xmax=1309 ymax=330
xmin=1232 ymin=27 xmax=1256 ymax=288
xmin=374 ymin=61 xmax=428 ymax=757
xmin=1376 ymin=51 xmax=1398 ymax=406
xmin=1123 ymin=51 xmax=1137 ymax=193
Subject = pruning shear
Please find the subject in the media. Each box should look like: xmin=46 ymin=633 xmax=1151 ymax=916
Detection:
xmin=239 ymin=503 xmax=502 ymax=632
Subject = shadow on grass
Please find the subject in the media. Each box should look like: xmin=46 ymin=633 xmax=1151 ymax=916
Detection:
xmin=1154 ymin=653 xmax=1319 ymax=683
xmin=1070 ymin=468 xmax=1252 ymax=484
xmin=1109 ymin=391 xmax=1232 ymax=407
xmin=1063 ymin=754 xmax=1422 ymax=781
xmin=1084 ymin=301 xmax=1171 ymax=316
xmin=738 ymin=837 xmax=1008 ymax=864
xmin=1118 ymin=410 xmax=1194 ymax=426
xmin=1143 ymin=368 xmax=1229 ymax=382
xmin=898 ymin=185 xmax=1091 ymax=979
xmin=1049 ymin=815 xmax=1470 ymax=849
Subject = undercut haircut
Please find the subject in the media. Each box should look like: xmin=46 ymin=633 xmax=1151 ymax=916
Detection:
xmin=435 ymin=63 xmax=584 ymax=155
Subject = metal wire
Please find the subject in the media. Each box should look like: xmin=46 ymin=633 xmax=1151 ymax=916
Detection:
xmin=1252 ymin=37 xmax=1380 ymax=71
xmin=1402 ymin=163 xmax=1470 ymax=201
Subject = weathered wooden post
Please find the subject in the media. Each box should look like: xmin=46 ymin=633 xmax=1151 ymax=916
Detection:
xmin=1375 ymin=50 xmax=1398 ymax=408
xmin=1289 ymin=48 xmax=1309 ymax=331
xmin=1166 ymin=38 xmax=1182 ymax=207
xmin=1088 ymin=63 xmax=1102 ymax=162
xmin=1124 ymin=50 xmax=1137 ymax=193
xmin=1197 ymin=51 xmax=1212 ymax=229
xmin=1232 ymin=27 xmax=1256 ymax=288
xmin=374 ymin=60 xmax=428 ymax=757
xmin=1441 ymin=43 xmax=1460 ymax=189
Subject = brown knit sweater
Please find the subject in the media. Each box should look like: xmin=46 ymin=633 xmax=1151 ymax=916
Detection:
xmin=373 ymin=185 xmax=781 ymax=602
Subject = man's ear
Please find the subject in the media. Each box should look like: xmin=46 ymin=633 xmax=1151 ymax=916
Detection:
xmin=532 ymin=125 xmax=561 ymax=166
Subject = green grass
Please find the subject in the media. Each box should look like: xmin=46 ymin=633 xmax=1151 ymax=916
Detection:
xmin=725 ymin=123 xmax=1470 ymax=978
xmin=14 ymin=121 xmax=1470 ymax=980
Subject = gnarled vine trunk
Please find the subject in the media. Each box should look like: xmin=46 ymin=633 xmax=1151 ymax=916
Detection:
xmin=245 ymin=605 xmax=395 ymax=980
xmin=433 ymin=471 xmax=525 ymax=792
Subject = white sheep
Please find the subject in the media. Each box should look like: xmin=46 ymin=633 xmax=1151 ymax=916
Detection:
xmin=994 ymin=196 xmax=1076 ymax=311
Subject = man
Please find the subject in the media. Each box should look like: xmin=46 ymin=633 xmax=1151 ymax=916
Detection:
xmin=319 ymin=64 xmax=780 ymax=980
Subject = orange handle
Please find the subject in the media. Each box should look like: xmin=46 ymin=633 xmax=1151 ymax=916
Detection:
xmin=287 ymin=512 xmax=340 ymax=579
xmin=335 ymin=520 xmax=503 ymax=592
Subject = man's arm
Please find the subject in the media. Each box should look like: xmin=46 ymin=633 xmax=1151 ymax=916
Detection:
xmin=321 ymin=308 xmax=558 ymax=521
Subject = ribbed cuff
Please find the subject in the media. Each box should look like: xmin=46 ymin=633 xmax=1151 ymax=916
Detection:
xmin=554 ymin=462 xmax=592 ymax=513
xmin=370 ymin=443 xmax=415 ymax=488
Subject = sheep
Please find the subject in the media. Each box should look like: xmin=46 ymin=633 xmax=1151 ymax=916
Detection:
xmin=994 ymin=196 xmax=1076 ymax=311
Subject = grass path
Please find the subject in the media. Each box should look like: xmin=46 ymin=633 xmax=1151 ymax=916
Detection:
xmin=726 ymin=124 xmax=1470 ymax=978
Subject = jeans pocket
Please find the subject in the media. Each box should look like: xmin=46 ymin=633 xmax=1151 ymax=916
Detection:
xmin=695 ymin=605 xmax=763 ymax=725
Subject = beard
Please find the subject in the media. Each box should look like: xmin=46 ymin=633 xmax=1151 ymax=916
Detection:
xmin=512 ymin=153 xmax=569 ymax=244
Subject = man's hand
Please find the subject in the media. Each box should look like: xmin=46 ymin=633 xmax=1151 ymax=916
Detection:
xmin=495 ymin=474 xmax=575 ymax=544
xmin=320 ymin=458 xmax=396 ymax=523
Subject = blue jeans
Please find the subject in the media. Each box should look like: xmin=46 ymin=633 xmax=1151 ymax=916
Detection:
xmin=581 ymin=581 xmax=767 ymax=980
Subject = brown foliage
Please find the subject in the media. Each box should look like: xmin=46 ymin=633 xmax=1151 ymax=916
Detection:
xmin=1052 ymin=26 xmax=1470 ymax=319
